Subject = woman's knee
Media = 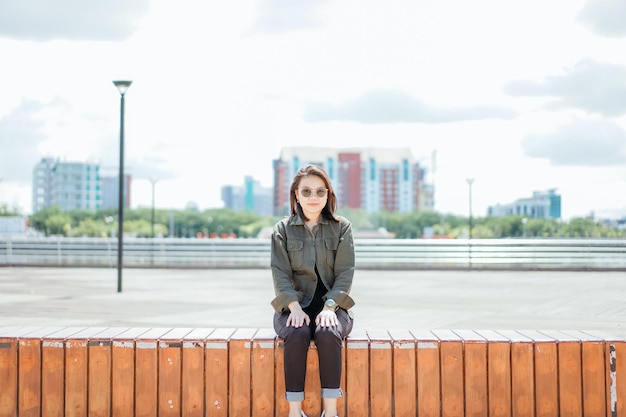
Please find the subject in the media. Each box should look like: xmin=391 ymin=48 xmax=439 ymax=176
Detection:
xmin=314 ymin=326 xmax=342 ymax=349
xmin=283 ymin=325 xmax=312 ymax=346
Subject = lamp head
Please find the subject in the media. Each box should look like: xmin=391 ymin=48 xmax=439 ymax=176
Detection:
xmin=113 ymin=80 xmax=133 ymax=95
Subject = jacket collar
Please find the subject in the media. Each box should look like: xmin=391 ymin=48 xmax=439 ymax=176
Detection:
xmin=287 ymin=214 xmax=330 ymax=226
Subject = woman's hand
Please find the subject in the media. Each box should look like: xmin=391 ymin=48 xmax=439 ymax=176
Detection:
xmin=286 ymin=302 xmax=310 ymax=328
xmin=316 ymin=308 xmax=338 ymax=328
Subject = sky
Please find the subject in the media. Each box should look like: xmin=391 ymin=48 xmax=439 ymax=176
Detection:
xmin=1 ymin=0 xmax=626 ymax=220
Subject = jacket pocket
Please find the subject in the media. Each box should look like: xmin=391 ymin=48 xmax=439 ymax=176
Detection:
xmin=286 ymin=239 xmax=304 ymax=268
xmin=324 ymin=238 xmax=340 ymax=267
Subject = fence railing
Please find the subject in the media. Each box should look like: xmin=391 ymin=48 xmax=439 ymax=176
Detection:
xmin=1 ymin=237 xmax=625 ymax=270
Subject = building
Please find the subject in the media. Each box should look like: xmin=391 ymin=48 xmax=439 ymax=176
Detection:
xmin=31 ymin=157 xmax=131 ymax=213
xmin=32 ymin=157 xmax=56 ymax=213
xmin=273 ymin=147 xmax=432 ymax=216
xmin=221 ymin=176 xmax=273 ymax=216
xmin=487 ymin=189 xmax=561 ymax=219
xmin=100 ymin=175 xmax=132 ymax=210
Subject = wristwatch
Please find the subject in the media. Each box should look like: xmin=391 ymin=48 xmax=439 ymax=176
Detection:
xmin=324 ymin=299 xmax=338 ymax=311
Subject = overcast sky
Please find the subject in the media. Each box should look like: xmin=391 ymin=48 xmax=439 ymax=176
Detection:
xmin=1 ymin=0 xmax=625 ymax=220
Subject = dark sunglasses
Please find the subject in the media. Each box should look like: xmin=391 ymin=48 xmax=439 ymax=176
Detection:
xmin=299 ymin=187 xmax=328 ymax=198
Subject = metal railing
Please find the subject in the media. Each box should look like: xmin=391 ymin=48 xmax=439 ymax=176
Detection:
xmin=1 ymin=237 xmax=625 ymax=270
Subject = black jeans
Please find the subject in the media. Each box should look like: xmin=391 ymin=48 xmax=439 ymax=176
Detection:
xmin=273 ymin=308 xmax=354 ymax=401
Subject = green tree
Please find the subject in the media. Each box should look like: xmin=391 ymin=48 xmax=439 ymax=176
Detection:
xmin=44 ymin=213 xmax=73 ymax=236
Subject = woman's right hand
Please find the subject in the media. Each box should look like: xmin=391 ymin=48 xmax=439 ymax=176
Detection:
xmin=286 ymin=302 xmax=310 ymax=328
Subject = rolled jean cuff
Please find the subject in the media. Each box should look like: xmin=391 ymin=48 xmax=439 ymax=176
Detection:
xmin=322 ymin=388 xmax=343 ymax=399
xmin=285 ymin=391 xmax=305 ymax=402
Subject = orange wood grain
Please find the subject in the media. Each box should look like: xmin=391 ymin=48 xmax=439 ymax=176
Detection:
xmin=135 ymin=328 xmax=171 ymax=417
xmin=496 ymin=330 xmax=535 ymax=417
xmin=229 ymin=328 xmax=257 ymax=417
xmin=413 ymin=329 xmax=440 ymax=417
xmin=368 ymin=330 xmax=392 ymax=417
xmin=345 ymin=330 xmax=369 ymax=417
xmin=456 ymin=330 xmax=488 ymax=417
xmin=205 ymin=328 xmax=235 ymax=417
xmin=112 ymin=328 xmax=149 ymax=417
xmin=252 ymin=328 xmax=277 ymax=417
xmin=0 ymin=329 xmax=19 ymax=417
xmin=274 ymin=337 xmax=289 ymax=417
xmin=87 ymin=328 xmax=128 ymax=417
xmin=433 ymin=329 xmax=464 ymax=417
xmin=519 ymin=330 xmax=559 ymax=417
xmin=158 ymin=328 xmax=192 ymax=417
xmin=182 ymin=328 xmax=214 ymax=417
xmin=389 ymin=329 xmax=416 ymax=417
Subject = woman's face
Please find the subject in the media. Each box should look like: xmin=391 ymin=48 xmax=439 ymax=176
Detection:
xmin=296 ymin=175 xmax=328 ymax=220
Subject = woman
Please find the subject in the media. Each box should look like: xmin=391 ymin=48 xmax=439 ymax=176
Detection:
xmin=271 ymin=164 xmax=355 ymax=417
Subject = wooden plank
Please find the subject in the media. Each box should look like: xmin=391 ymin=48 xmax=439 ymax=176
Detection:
xmin=345 ymin=330 xmax=369 ymax=417
xmin=112 ymin=328 xmax=150 ymax=417
xmin=580 ymin=330 xmax=623 ymax=417
xmin=87 ymin=328 xmax=128 ymax=417
xmin=206 ymin=328 xmax=235 ymax=417
xmin=0 ymin=330 xmax=19 ymax=417
xmin=135 ymin=328 xmax=172 ymax=417
xmin=303 ymin=340 xmax=321 ymax=417
xmin=412 ymin=329 xmax=440 ymax=417
xmin=18 ymin=327 xmax=61 ymax=417
xmin=65 ymin=327 xmax=104 ymax=417
xmin=182 ymin=328 xmax=214 ymax=417
xmin=252 ymin=328 xmax=276 ymax=417
xmin=388 ymin=329 xmax=416 ymax=417
xmin=432 ymin=329 xmax=464 ymax=417
xmin=367 ymin=329 xmax=392 ymax=417
xmin=570 ymin=331 xmax=607 ymax=417
xmin=543 ymin=330 xmax=583 ymax=417
xmin=455 ymin=330 xmax=488 ymax=417
xmin=478 ymin=330 xmax=511 ymax=417
xmin=159 ymin=328 xmax=193 ymax=417
xmin=40 ymin=330 xmax=67 ymax=417
xmin=519 ymin=330 xmax=559 ymax=417
xmin=229 ymin=328 xmax=257 ymax=417
xmin=496 ymin=330 xmax=534 ymax=417
xmin=275 ymin=336 xmax=289 ymax=417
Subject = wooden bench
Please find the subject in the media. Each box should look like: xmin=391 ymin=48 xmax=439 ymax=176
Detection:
xmin=0 ymin=326 xmax=624 ymax=417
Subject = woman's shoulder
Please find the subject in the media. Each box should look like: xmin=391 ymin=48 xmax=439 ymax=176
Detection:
xmin=335 ymin=215 xmax=352 ymax=225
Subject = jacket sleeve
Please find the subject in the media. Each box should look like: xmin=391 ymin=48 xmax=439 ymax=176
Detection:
xmin=325 ymin=218 xmax=356 ymax=309
xmin=270 ymin=222 xmax=300 ymax=313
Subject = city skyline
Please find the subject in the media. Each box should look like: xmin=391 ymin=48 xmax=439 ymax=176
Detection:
xmin=1 ymin=1 xmax=625 ymax=220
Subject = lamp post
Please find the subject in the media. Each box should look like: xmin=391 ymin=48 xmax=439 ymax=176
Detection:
xmin=466 ymin=178 xmax=474 ymax=239
xmin=113 ymin=80 xmax=132 ymax=293
xmin=149 ymin=177 xmax=158 ymax=238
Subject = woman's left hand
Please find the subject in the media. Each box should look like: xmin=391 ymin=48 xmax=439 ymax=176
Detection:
xmin=316 ymin=308 xmax=338 ymax=328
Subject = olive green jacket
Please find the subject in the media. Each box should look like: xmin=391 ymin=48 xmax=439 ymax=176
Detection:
xmin=270 ymin=214 xmax=355 ymax=314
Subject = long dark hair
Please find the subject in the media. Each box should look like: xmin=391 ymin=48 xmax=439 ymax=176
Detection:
xmin=289 ymin=164 xmax=339 ymax=222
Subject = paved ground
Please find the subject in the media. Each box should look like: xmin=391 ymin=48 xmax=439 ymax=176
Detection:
xmin=1 ymin=267 xmax=625 ymax=339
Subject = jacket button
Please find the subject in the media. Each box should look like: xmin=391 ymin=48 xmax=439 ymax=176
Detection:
xmin=309 ymin=260 xmax=315 ymax=266
xmin=310 ymin=242 xmax=315 ymax=247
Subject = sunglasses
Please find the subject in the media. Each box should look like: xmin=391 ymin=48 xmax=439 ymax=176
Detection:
xmin=299 ymin=187 xmax=328 ymax=198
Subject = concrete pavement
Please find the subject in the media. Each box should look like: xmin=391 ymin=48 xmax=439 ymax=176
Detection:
xmin=1 ymin=267 xmax=625 ymax=339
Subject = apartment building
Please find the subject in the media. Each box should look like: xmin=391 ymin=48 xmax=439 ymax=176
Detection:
xmin=273 ymin=147 xmax=432 ymax=215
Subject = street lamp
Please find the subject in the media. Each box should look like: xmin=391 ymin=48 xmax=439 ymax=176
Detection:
xmin=466 ymin=178 xmax=474 ymax=239
xmin=113 ymin=80 xmax=132 ymax=293
xmin=149 ymin=177 xmax=158 ymax=238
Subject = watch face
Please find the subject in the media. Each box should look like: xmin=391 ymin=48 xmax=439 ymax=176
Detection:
xmin=325 ymin=299 xmax=337 ymax=309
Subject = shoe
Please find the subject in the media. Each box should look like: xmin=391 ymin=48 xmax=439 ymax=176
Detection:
xmin=320 ymin=412 xmax=338 ymax=417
